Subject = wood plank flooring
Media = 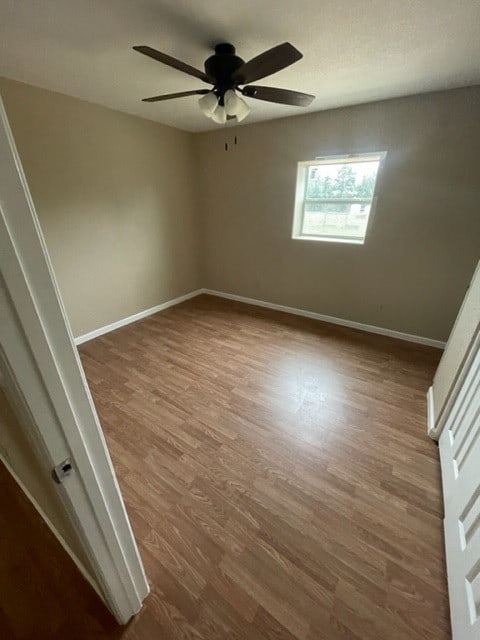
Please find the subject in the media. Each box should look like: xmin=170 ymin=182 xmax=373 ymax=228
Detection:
xmin=2 ymin=295 xmax=450 ymax=638
xmin=0 ymin=462 xmax=118 ymax=639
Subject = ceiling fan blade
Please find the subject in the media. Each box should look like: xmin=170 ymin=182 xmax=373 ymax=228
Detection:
xmin=142 ymin=89 xmax=210 ymax=103
xmin=133 ymin=45 xmax=211 ymax=83
xmin=233 ymin=42 xmax=302 ymax=85
xmin=242 ymin=85 xmax=315 ymax=107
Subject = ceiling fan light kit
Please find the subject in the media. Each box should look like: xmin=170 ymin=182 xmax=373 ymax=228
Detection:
xmin=133 ymin=42 xmax=315 ymax=125
xmin=211 ymin=104 xmax=227 ymax=124
xmin=198 ymin=91 xmax=219 ymax=116
xmin=224 ymin=90 xmax=251 ymax=122
xmin=198 ymin=89 xmax=251 ymax=123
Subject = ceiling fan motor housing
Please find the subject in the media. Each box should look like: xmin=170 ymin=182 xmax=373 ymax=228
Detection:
xmin=133 ymin=41 xmax=314 ymax=112
xmin=205 ymin=43 xmax=245 ymax=97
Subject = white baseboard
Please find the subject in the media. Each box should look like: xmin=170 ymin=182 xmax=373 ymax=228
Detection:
xmin=0 ymin=451 xmax=102 ymax=600
xmin=427 ymin=386 xmax=437 ymax=439
xmin=202 ymin=289 xmax=446 ymax=349
xmin=75 ymin=287 xmax=446 ymax=350
xmin=74 ymin=289 xmax=203 ymax=345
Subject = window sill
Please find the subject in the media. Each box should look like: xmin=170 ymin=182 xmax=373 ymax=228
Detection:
xmin=292 ymin=235 xmax=365 ymax=245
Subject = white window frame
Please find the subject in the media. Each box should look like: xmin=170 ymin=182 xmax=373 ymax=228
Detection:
xmin=292 ymin=152 xmax=386 ymax=245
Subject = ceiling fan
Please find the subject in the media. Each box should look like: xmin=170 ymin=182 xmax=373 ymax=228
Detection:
xmin=133 ymin=42 xmax=315 ymax=124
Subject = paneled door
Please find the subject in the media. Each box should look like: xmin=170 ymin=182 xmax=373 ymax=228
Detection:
xmin=439 ymin=334 xmax=480 ymax=640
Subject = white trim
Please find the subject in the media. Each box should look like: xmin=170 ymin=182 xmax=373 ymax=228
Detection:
xmin=436 ymin=261 xmax=480 ymax=375
xmin=430 ymin=328 xmax=480 ymax=441
xmin=0 ymin=450 xmax=101 ymax=600
xmin=310 ymin=152 xmax=387 ymax=165
xmin=427 ymin=386 xmax=436 ymax=439
xmin=202 ymin=289 xmax=446 ymax=349
xmin=292 ymin=235 xmax=365 ymax=245
xmin=74 ymin=286 xmax=445 ymax=349
xmin=75 ymin=289 xmax=204 ymax=345
xmin=430 ymin=261 xmax=480 ymax=441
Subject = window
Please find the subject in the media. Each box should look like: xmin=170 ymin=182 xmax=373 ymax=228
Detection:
xmin=292 ymin=152 xmax=385 ymax=244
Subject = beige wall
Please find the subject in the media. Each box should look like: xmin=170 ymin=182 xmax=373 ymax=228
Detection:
xmin=195 ymin=86 xmax=480 ymax=342
xmin=0 ymin=77 xmax=201 ymax=338
xmin=432 ymin=261 xmax=480 ymax=422
xmin=0 ymin=79 xmax=478 ymax=343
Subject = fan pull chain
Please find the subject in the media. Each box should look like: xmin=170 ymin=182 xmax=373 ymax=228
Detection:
xmin=224 ymin=134 xmax=238 ymax=152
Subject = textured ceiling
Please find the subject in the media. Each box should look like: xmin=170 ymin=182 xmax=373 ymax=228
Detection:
xmin=1 ymin=0 xmax=480 ymax=132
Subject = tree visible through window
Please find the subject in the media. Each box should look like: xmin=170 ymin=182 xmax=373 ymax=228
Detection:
xmin=292 ymin=153 xmax=385 ymax=243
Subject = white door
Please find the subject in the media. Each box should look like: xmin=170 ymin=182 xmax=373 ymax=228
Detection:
xmin=439 ymin=334 xmax=480 ymax=640
xmin=0 ymin=95 xmax=148 ymax=623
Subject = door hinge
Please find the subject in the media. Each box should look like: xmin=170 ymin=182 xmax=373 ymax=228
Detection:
xmin=52 ymin=458 xmax=74 ymax=484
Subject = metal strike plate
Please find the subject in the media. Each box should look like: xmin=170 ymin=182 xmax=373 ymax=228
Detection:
xmin=52 ymin=458 xmax=74 ymax=484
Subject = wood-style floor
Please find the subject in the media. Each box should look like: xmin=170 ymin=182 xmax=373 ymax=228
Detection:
xmin=0 ymin=461 xmax=118 ymax=639
xmin=2 ymin=295 xmax=450 ymax=639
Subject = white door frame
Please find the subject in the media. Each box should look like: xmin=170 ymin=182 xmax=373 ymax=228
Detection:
xmin=438 ymin=336 xmax=480 ymax=639
xmin=0 ymin=96 xmax=149 ymax=623
xmin=429 ymin=329 xmax=480 ymax=441
xmin=428 ymin=261 xmax=480 ymax=441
